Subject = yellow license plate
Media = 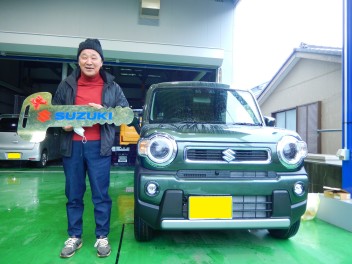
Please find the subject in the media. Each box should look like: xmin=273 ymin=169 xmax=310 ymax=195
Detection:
xmin=189 ymin=196 xmax=232 ymax=219
xmin=7 ymin=153 xmax=21 ymax=159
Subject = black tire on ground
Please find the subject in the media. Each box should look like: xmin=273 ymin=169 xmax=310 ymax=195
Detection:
xmin=134 ymin=214 xmax=154 ymax=242
xmin=268 ymin=220 xmax=301 ymax=239
xmin=36 ymin=150 xmax=48 ymax=168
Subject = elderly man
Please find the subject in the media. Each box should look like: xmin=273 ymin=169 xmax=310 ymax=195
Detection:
xmin=53 ymin=38 xmax=129 ymax=258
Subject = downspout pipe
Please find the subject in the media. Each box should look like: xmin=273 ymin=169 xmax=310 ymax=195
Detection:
xmin=342 ymin=0 xmax=352 ymax=193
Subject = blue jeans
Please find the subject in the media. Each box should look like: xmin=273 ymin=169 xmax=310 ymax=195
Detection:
xmin=63 ymin=140 xmax=112 ymax=238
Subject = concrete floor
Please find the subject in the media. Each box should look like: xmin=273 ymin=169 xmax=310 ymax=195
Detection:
xmin=0 ymin=162 xmax=351 ymax=264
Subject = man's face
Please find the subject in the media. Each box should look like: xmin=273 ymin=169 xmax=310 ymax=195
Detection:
xmin=78 ymin=49 xmax=103 ymax=77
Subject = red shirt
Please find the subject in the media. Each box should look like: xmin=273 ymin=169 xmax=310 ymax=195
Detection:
xmin=73 ymin=73 xmax=104 ymax=141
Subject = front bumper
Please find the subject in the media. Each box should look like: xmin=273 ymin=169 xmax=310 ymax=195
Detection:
xmin=135 ymin=167 xmax=308 ymax=230
xmin=0 ymin=147 xmax=41 ymax=161
xmin=162 ymin=218 xmax=290 ymax=230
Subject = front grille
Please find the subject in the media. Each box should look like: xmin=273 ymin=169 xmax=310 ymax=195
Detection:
xmin=232 ymin=196 xmax=272 ymax=219
xmin=186 ymin=148 xmax=270 ymax=164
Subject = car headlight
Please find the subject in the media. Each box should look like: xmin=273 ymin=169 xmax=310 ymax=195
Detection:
xmin=138 ymin=133 xmax=177 ymax=166
xmin=277 ymin=136 xmax=307 ymax=169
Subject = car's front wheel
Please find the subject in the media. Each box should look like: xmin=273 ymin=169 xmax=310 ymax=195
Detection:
xmin=268 ymin=220 xmax=301 ymax=239
xmin=134 ymin=214 xmax=154 ymax=242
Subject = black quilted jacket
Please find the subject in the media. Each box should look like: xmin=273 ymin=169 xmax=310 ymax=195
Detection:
xmin=53 ymin=68 xmax=129 ymax=157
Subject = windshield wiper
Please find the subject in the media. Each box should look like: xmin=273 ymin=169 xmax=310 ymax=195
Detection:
xmin=177 ymin=121 xmax=208 ymax=124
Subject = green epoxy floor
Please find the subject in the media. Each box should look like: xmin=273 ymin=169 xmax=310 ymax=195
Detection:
xmin=1 ymin=162 xmax=351 ymax=264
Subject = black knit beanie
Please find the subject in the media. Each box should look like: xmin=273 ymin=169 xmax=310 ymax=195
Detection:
xmin=77 ymin=38 xmax=104 ymax=61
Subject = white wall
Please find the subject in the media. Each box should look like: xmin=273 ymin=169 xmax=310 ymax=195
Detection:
xmin=0 ymin=0 xmax=235 ymax=84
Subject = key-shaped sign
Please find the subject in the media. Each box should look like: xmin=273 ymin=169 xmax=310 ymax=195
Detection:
xmin=17 ymin=92 xmax=134 ymax=142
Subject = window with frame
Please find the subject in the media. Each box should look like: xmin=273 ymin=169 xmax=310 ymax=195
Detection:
xmin=275 ymin=109 xmax=296 ymax=131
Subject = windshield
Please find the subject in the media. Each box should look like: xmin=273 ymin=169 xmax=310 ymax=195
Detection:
xmin=149 ymin=87 xmax=262 ymax=125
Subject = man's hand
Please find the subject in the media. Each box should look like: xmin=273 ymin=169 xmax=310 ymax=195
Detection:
xmin=63 ymin=126 xmax=73 ymax=132
xmin=88 ymin=103 xmax=103 ymax=109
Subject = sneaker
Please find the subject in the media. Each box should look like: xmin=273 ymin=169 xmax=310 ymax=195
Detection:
xmin=94 ymin=237 xmax=111 ymax=257
xmin=60 ymin=237 xmax=82 ymax=258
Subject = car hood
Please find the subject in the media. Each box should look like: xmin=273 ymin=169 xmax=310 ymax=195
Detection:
xmin=140 ymin=123 xmax=301 ymax=143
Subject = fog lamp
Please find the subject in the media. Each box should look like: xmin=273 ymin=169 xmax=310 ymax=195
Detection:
xmin=293 ymin=182 xmax=305 ymax=196
xmin=145 ymin=181 xmax=160 ymax=196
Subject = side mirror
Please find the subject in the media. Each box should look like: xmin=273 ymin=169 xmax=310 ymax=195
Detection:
xmin=264 ymin=116 xmax=275 ymax=127
xmin=128 ymin=116 xmax=141 ymax=134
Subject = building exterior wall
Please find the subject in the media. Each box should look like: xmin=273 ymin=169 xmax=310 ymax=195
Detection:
xmin=0 ymin=0 xmax=235 ymax=85
xmin=260 ymin=59 xmax=342 ymax=155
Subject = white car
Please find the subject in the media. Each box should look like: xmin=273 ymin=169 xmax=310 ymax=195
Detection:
xmin=0 ymin=114 xmax=61 ymax=167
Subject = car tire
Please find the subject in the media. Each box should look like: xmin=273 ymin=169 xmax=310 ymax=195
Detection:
xmin=134 ymin=214 xmax=154 ymax=242
xmin=36 ymin=150 xmax=48 ymax=168
xmin=268 ymin=220 xmax=301 ymax=239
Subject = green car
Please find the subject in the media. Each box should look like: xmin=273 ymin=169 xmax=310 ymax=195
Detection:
xmin=134 ymin=81 xmax=308 ymax=241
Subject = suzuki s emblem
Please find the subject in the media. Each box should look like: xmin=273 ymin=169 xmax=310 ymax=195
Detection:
xmin=222 ymin=149 xmax=236 ymax=162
